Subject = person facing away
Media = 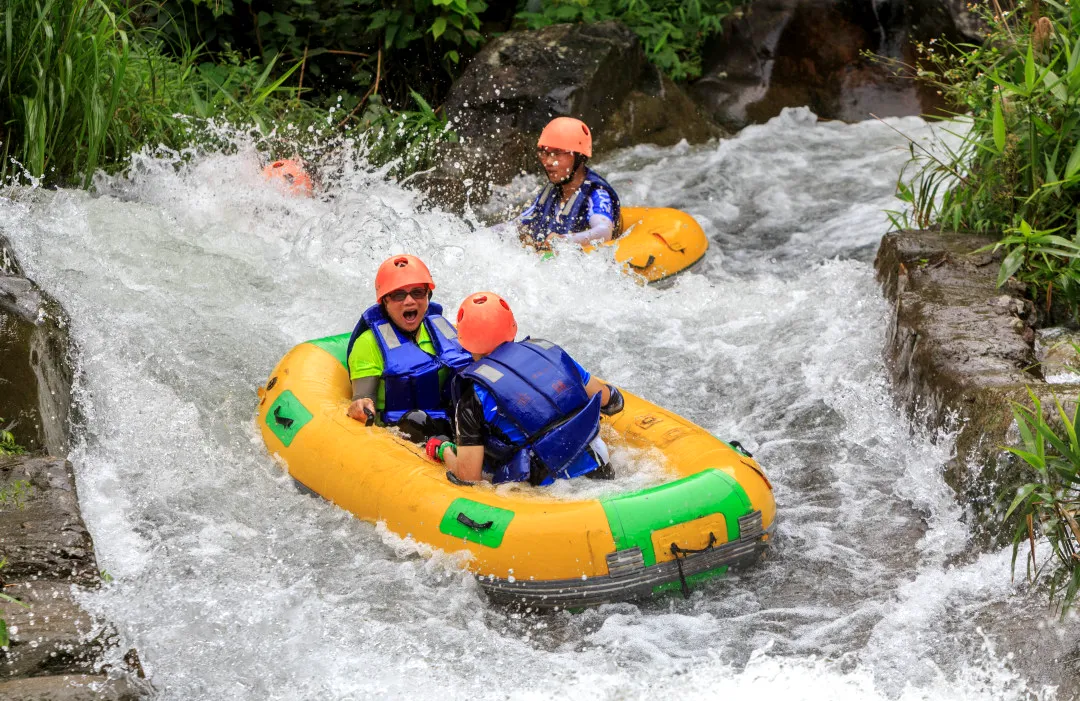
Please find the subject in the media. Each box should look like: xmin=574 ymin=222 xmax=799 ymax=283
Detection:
xmin=344 ymin=255 xmax=472 ymax=440
xmin=518 ymin=117 xmax=623 ymax=250
xmin=424 ymin=292 xmax=626 ymax=485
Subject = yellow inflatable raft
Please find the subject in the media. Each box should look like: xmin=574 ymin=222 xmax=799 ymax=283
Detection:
xmin=608 ymin=207 xmax=709 ymax=284
xmin=258 ymin=334 xmax=775 ymax=608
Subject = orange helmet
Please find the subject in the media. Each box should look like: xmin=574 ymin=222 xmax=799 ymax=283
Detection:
xmin=263 ymin=159 xmax=314 ymax=197
xmin=456 ymin=292 xmax=517 ymax=355
xmin=374 ymin=255 xmax=435 ymax=301
xmin=537 ymin=117 xmax=592 ymax=158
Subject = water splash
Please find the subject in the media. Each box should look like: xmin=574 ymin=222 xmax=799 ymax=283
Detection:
xmin=0 ymin=108 xmax=1071 ymax=699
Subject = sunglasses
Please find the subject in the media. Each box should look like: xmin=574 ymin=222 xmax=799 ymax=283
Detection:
xmin=386 ymin=286 xmax=429 ymax=303
xmin=537 ymin=148 xmax=571 ymax=160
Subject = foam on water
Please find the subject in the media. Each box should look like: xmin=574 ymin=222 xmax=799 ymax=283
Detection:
xmin=0 ymin=108 xmax=1072 ymax=699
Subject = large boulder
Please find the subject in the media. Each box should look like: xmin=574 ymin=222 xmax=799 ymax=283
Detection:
xmin=907 ymin=0 xmax=987 ymax=45
xmin=688 ymin=0 xmax=974 ymax=129
xmin=425 ymin=20 xmax=720 ymax=208
xmin=0 ymin=235 xmax=73 ymax=455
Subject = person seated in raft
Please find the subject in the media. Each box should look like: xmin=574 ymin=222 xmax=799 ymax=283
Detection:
xmin=344 ymin=255 xmax=472 ymax=440
xmin=518 ymin=117 xmax=623 ymax=251
xmin=423 ymin=291 xmax=625 ymax=486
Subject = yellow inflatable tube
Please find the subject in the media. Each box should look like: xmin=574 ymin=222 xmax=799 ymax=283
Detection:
xmin=606 ymin=207 xmax=709 ymax=284
xmin=258 ymin=334 xmax=774 ymax=608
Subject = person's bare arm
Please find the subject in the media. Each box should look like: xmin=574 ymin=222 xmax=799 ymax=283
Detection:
xmin=442 ymin=444 xmax=485 ymax=483
xmin=585 ymin=376 xmax=611 ymax=405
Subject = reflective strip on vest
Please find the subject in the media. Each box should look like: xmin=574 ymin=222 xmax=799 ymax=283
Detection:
xmin=377 ymin=323 xmax=401 ymax=350
xmin=474 ymin=364 xmax=504 ymax=384
xmin=430 ymin=315 xmax=458 ymax=340
xmin=560 ymin=189 xmax=582 ymax=219
xmin=527 ymin=339 xmax=554 ymax=350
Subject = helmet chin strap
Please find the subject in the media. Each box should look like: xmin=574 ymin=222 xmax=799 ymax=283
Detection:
xmin=551 ymin=153 xmax=588 ymax=186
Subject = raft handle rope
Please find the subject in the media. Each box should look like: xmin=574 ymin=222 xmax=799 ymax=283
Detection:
xmin=728 ymin=440 xmax=753 ymax=458
xmin=670 ymin=532 xmax=718 ymax=599
xmin=457 ymin=513 xmax=494 ymax=531
xmin=273 ymin=406 xmax=294 ymax=429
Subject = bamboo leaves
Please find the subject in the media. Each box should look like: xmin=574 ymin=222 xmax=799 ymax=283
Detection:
xmin=993 ymin=94 xmax=1007 ymax=152
xmin=1007 ymin=390 xmax=1080 ymax=614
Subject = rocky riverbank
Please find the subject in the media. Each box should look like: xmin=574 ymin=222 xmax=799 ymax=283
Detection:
xmin=874 ymin=229 xmax=1080 ymax=543
xmin=0 ymin=235 xmax=149 ymax=698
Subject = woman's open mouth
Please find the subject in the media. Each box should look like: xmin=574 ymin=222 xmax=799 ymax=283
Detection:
xmin=403 ymin=309 xmax=419 ymax=322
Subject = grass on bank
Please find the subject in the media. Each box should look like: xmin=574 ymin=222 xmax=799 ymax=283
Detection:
xmin=888 ymin=0 xmax=1080 ymax=320
xmin=1005 ymin=390 xmax=1080 ymax=614
xmin=0 ymin=0 xmax=459 ymax=188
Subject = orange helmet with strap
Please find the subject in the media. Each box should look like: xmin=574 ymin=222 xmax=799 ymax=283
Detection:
xmin=537 ymin=117 xmax=592 ymax=158
xmin=374 ymin=255 xmax=435 ymax=301
xmin=456 ymin=292 xmax=518 ymax=355
xmin=262 ymin=159 xmax=314 ymax=197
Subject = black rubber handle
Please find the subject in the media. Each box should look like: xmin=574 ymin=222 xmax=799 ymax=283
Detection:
xmin=363 ymin=408 xmax=375 ymax=427
xmin=728 ymin=440 xmax=753 ymax=458
xmin=457 ymin=513 xmax=493 ymax=530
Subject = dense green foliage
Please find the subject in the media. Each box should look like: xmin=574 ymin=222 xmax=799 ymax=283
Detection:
xmin=141 ymin=0 xmax=497 ymax=112
xmin=2 ymin=0 xmax=738 ymax=187
xmin=516 ymin=0 xmax=737 ymax=81
xmin=1 ymin=0 xmax=318 ymax=187
xmin=1005 ymin=390 xmax=1080 ymax=614
xmin=891 ymin=0 xmax=1080 ymax=317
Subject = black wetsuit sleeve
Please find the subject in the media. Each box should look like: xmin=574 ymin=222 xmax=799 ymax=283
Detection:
xmin=454 ymin=388 xmax=488 ymax=447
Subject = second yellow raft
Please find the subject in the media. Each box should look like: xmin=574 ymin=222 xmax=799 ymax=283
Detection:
xmin=607 ymin=207 xmax=709 ymax=284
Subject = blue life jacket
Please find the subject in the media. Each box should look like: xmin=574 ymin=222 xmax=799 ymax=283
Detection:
xmin=521 ymin=168 xmax=622 ymax=244
xmin=455 ymin=338 xmax=603 ymax=484
xmin=346 ymin=302 xmax=473 ymax=423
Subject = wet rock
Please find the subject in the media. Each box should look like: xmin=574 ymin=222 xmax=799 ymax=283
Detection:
xmin=874 ymin=230 xmax=1053 ymax=542
xmin=0 ymin=234 xmax=73 ymax=455
xmin=425 ymin=20 xmax=719 ymax=209
xmin=0 ymin=674 xmax=149 ymax=700
xmin=689 ymin=0 xmax=956 ymax=129
xmin=1035 ymin=328 xmax=1080 ymax=381
xmin=907 ymin=0 xmax=988 ymax=45
xmin=0 ymin=456 xmax=98 ymax=586
xmin=0 ymin=582 xmax=106 ymax=678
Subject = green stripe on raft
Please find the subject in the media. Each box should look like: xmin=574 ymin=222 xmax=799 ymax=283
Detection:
xmin=600 ymin=468 xmax=752 ymax=566
xmin=308 ymin=333 xmax=351 ymax=368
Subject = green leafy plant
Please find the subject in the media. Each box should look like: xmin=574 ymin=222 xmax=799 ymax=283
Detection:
xmin=977 ymin=219 xmax=1080 ymax=316
xmin=1005 ymin=389 xmax=1080 ymax=614
xmin=356 ymin=91 xmax=457 ymax=176
xmin=515 ymin=0 xmax=740 ymax=81
xmin=0 ymin=481 xmax=33 ymax=509
xmin=0 ymin=422 xmax=24 ymax=457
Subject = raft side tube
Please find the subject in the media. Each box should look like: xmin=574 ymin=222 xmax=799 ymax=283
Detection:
xmin=480 ymin=511 xmax=771 ymax=609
